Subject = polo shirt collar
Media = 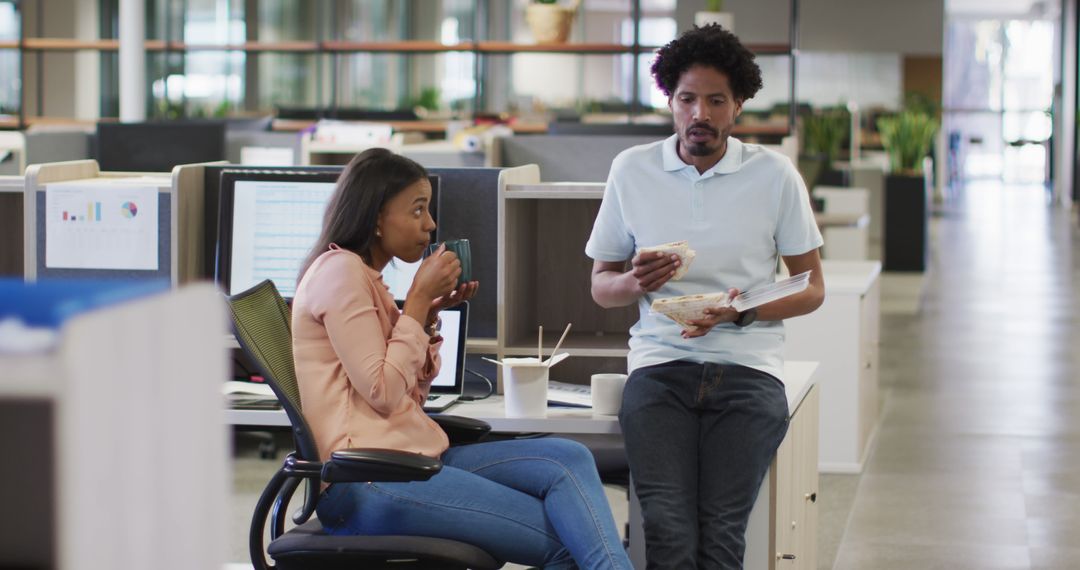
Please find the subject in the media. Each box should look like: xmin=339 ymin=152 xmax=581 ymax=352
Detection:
xmin=662 ymin=134 xmax=744 ymax=176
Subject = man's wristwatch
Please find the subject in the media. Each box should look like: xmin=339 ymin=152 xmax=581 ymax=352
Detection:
xmin=733 ymin=308 xmax=758 ymax=327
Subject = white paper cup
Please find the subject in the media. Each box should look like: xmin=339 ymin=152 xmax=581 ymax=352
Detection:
xmin=502 ymin=358 xmax=550 ymax=418
xmin=591 ymin=373 xmax=628 ymax=416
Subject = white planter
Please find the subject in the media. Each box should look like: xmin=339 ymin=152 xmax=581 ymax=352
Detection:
xmin=694 ymin=11 xmax=735 ymax=31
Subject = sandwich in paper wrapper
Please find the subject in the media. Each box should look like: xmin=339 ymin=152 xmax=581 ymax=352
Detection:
xmin=638 ymin=240 xmax=696 ymax=281
xmin=650 ymin=292 xmax=731 ymax=329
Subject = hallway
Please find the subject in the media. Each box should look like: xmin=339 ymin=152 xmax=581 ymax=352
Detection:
xmin=832 ymin=182 xmax=1078 ymax=569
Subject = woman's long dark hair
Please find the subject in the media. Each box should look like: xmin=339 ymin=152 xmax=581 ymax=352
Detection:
xmin=297 ymin=147 xmax=429 ymax=283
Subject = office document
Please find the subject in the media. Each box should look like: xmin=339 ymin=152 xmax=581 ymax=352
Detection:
xmin=45 ymin=184 xmax=159 ymax=270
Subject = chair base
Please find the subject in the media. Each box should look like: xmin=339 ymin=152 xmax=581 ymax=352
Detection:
xmin=267 ymin=520 xmax=502 ymax=570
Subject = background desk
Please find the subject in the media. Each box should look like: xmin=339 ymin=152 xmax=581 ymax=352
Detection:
xmin=227 ymin=361 xmax=819 ymax=569
xmin=785 ymin=260 xmax=882 ymax=473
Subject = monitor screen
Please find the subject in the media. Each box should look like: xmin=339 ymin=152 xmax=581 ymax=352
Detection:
xmin=95 ymin=121 xmax=227 ymax=172
xmin=216 ymin=170 xmax=439 ymax=299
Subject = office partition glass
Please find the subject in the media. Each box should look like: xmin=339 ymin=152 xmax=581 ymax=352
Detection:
xmin=944 ymin=18 xmax=1055 ymax=183
xmin=0 ymin=1 xmax=18 ymax=119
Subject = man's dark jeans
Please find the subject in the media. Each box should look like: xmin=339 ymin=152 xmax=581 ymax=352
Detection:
xmin=620 ymin=360 xmax=790 ymax=569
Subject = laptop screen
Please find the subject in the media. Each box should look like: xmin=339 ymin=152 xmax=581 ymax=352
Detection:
xmin=427 ymin=302 xmax=468 ymax=395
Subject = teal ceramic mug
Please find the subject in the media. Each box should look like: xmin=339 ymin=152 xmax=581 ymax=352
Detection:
xmin=427 ymin=239 xmax=472 ymax=287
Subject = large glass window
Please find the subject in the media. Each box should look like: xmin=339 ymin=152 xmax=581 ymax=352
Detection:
xmin=0 ymin=1 xmax=20 ymax=119
xmin=944 ymin=18 xmax=1055 ymax=183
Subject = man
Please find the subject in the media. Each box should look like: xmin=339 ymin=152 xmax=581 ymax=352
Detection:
xmin=585 ymin=24 xmax=826 ymax=569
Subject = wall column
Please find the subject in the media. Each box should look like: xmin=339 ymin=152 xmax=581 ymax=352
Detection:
xmin=119 ymin=0 xmax=146 ymax=122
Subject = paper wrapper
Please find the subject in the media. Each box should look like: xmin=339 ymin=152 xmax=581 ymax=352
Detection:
xmin=650 ymin=292 xmax=731 ymax=329
xmin=638 ymin=240 xmax=696 ymax=281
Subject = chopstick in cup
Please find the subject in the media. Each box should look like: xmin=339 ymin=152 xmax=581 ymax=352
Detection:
xmin=549 ymin=323 xmax=572 ymax=360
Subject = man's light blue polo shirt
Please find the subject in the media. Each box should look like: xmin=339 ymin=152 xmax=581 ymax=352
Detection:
xmin=585 ymin=135 xmax=823 ymax=382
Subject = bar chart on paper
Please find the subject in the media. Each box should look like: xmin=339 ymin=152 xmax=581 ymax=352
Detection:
xmin=45 ymin=184 xmax=159 ymax=270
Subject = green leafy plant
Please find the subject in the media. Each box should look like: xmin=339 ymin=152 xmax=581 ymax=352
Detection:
xmin=154 ymin=98 xmax=185 ymax=120
xmin=705 ymin=0 xmax=725 ymax=10
xmin=877 ymin=111 xmax=939 ymax=175
xmin=213 ymin=100 xmax=233 ymax=118
xmin=801 ymin=107 xmax=849 ymax=167
xmin=535 ymin=0 xmax=558 ymax=4
xmin=402 ymin=87 xmax=441 ymax=113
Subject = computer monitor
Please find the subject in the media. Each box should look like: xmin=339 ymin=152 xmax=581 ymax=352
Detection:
xmin=427 ymin=302 xmax=468 ymax=393
xmin=216 ymin=170 xmax=439 ymax=299
xmin=95 ymin=121 xmax=227 ymax=172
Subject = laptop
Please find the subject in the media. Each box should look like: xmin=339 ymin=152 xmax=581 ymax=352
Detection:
xmin=410 ymin=301 xmax=468 ymax=413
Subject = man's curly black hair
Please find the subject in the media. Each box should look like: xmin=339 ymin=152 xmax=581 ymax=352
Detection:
xmin=651 ymin=24 xmax=763 ymax=102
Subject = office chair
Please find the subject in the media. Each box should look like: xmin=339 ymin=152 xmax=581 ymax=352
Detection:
xmin=228 ymin=279 xmax=503 ymax=570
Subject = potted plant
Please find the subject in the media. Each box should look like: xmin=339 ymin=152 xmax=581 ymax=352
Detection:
xmin=695 ymin=0 xmax=735 ymax=31
xmin=526 ymin=0 xmax=581 ymax=44
xmin=801 ymin=106 xmax=850 ymax=188
xmin=877 ymin=110 xmax=939 ymax=272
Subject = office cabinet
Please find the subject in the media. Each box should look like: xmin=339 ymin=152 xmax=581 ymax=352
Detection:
xmin=784 ymin=260 xmax=882 ymax=473
xmin=770 ymin=385 xmax=819 ymax=569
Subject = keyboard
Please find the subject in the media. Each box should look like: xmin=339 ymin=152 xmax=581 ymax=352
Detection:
xmin=547 ymin=381 xmax=592 ymax=408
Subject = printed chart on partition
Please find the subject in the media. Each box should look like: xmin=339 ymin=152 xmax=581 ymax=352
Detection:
xmin=230 ymin=180 xmax=337 ymax=297
xmin=45 ymin=184 xmax=160 ymax=270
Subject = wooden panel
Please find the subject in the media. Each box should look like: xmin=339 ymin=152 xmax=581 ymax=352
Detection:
xmin=547 ymin=356 xmax=627 ymax=386
xmin=477 ymin=42 xmax=633 ymax=54
xmin=902 ymin=55 xmax=943 ymax=110
xmin=173 ymin=163 xmax=220 ymax=283
xmin=534 ymin=199 xmax=637 ymax=336
xmin=324 ymin=41 xmax=473 ymax=53
xmin=503 ymin=198 xmax=539 ymax=350
xmin=0 ymin=193 xmax=23 ymax=276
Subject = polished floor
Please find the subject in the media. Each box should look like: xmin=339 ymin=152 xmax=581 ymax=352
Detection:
xmin=230 ymin=181 xmax=1079 ymax=569
xmin=829 ymin=182 xmax=1079 ymax=569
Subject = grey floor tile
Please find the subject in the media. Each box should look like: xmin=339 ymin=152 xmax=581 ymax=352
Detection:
xmin=834 ymin=542 xmax=1031 ymax=570
xmin=1029 ymin=546 xmax=1080 ymax=570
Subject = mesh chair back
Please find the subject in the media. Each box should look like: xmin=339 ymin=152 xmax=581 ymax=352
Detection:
xmin=228 ymin=279 xmax=320 ymax=462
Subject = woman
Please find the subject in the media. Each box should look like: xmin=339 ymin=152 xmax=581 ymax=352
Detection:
xmin=292 ymin=148 xmax=632 ymax=569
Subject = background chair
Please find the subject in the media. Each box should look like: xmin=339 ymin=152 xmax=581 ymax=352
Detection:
xmin=228 ymin=279 xmax=502 ymax=570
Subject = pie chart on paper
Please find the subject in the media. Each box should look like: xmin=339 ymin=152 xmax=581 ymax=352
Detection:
xmin=121 ymin=201 xmax=138 ymax=219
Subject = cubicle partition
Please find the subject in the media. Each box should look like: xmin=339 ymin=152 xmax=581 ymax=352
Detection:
xmin=0 ymin=176 xmax=23 ymax=276
xmin=0 ymin=131 xmax=26 ymax=177
xmin=426 ymin=166 xmax=513 ymax=342
xmin=24 ymin=129 xmax=93 ymax=166
xmin=23 ymin=160 xmax=220 ymax=285
xmin=498 ymin=135 xmax=663 ymax=182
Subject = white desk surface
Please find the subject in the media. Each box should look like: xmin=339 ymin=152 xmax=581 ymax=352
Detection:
xmin=225 ymin=361 xmax=819 ymax=431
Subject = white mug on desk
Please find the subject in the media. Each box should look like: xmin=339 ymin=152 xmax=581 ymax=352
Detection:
xmin=591 ymin=373 xmax=628 ymax=416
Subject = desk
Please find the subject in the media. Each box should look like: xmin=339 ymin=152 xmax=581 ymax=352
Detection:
xmin=227 ymin=362 xmax=819 ymax=569
xmin=814 ymin=211 xmax=870 ymax=261
xmin=785 ymin=260 xmax=881 ymax=474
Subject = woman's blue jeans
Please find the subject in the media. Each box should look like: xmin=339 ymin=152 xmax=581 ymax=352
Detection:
xmin=620 ymin=361 xmax=790 ymax=569
xmin=317 ymin=437 xmax=633 ymax=570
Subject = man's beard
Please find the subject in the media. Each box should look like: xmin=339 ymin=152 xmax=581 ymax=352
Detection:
xmin=683 ymin=122 xmax=724 ymax=156
xmin=686 ymin=140 xmax=720 ymax=156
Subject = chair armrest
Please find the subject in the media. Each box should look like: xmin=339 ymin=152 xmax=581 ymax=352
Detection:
xmin=322 ymin=448 xmax=442 ymax=483
xmin=430 ymin=414 xmax=492 ymax=445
